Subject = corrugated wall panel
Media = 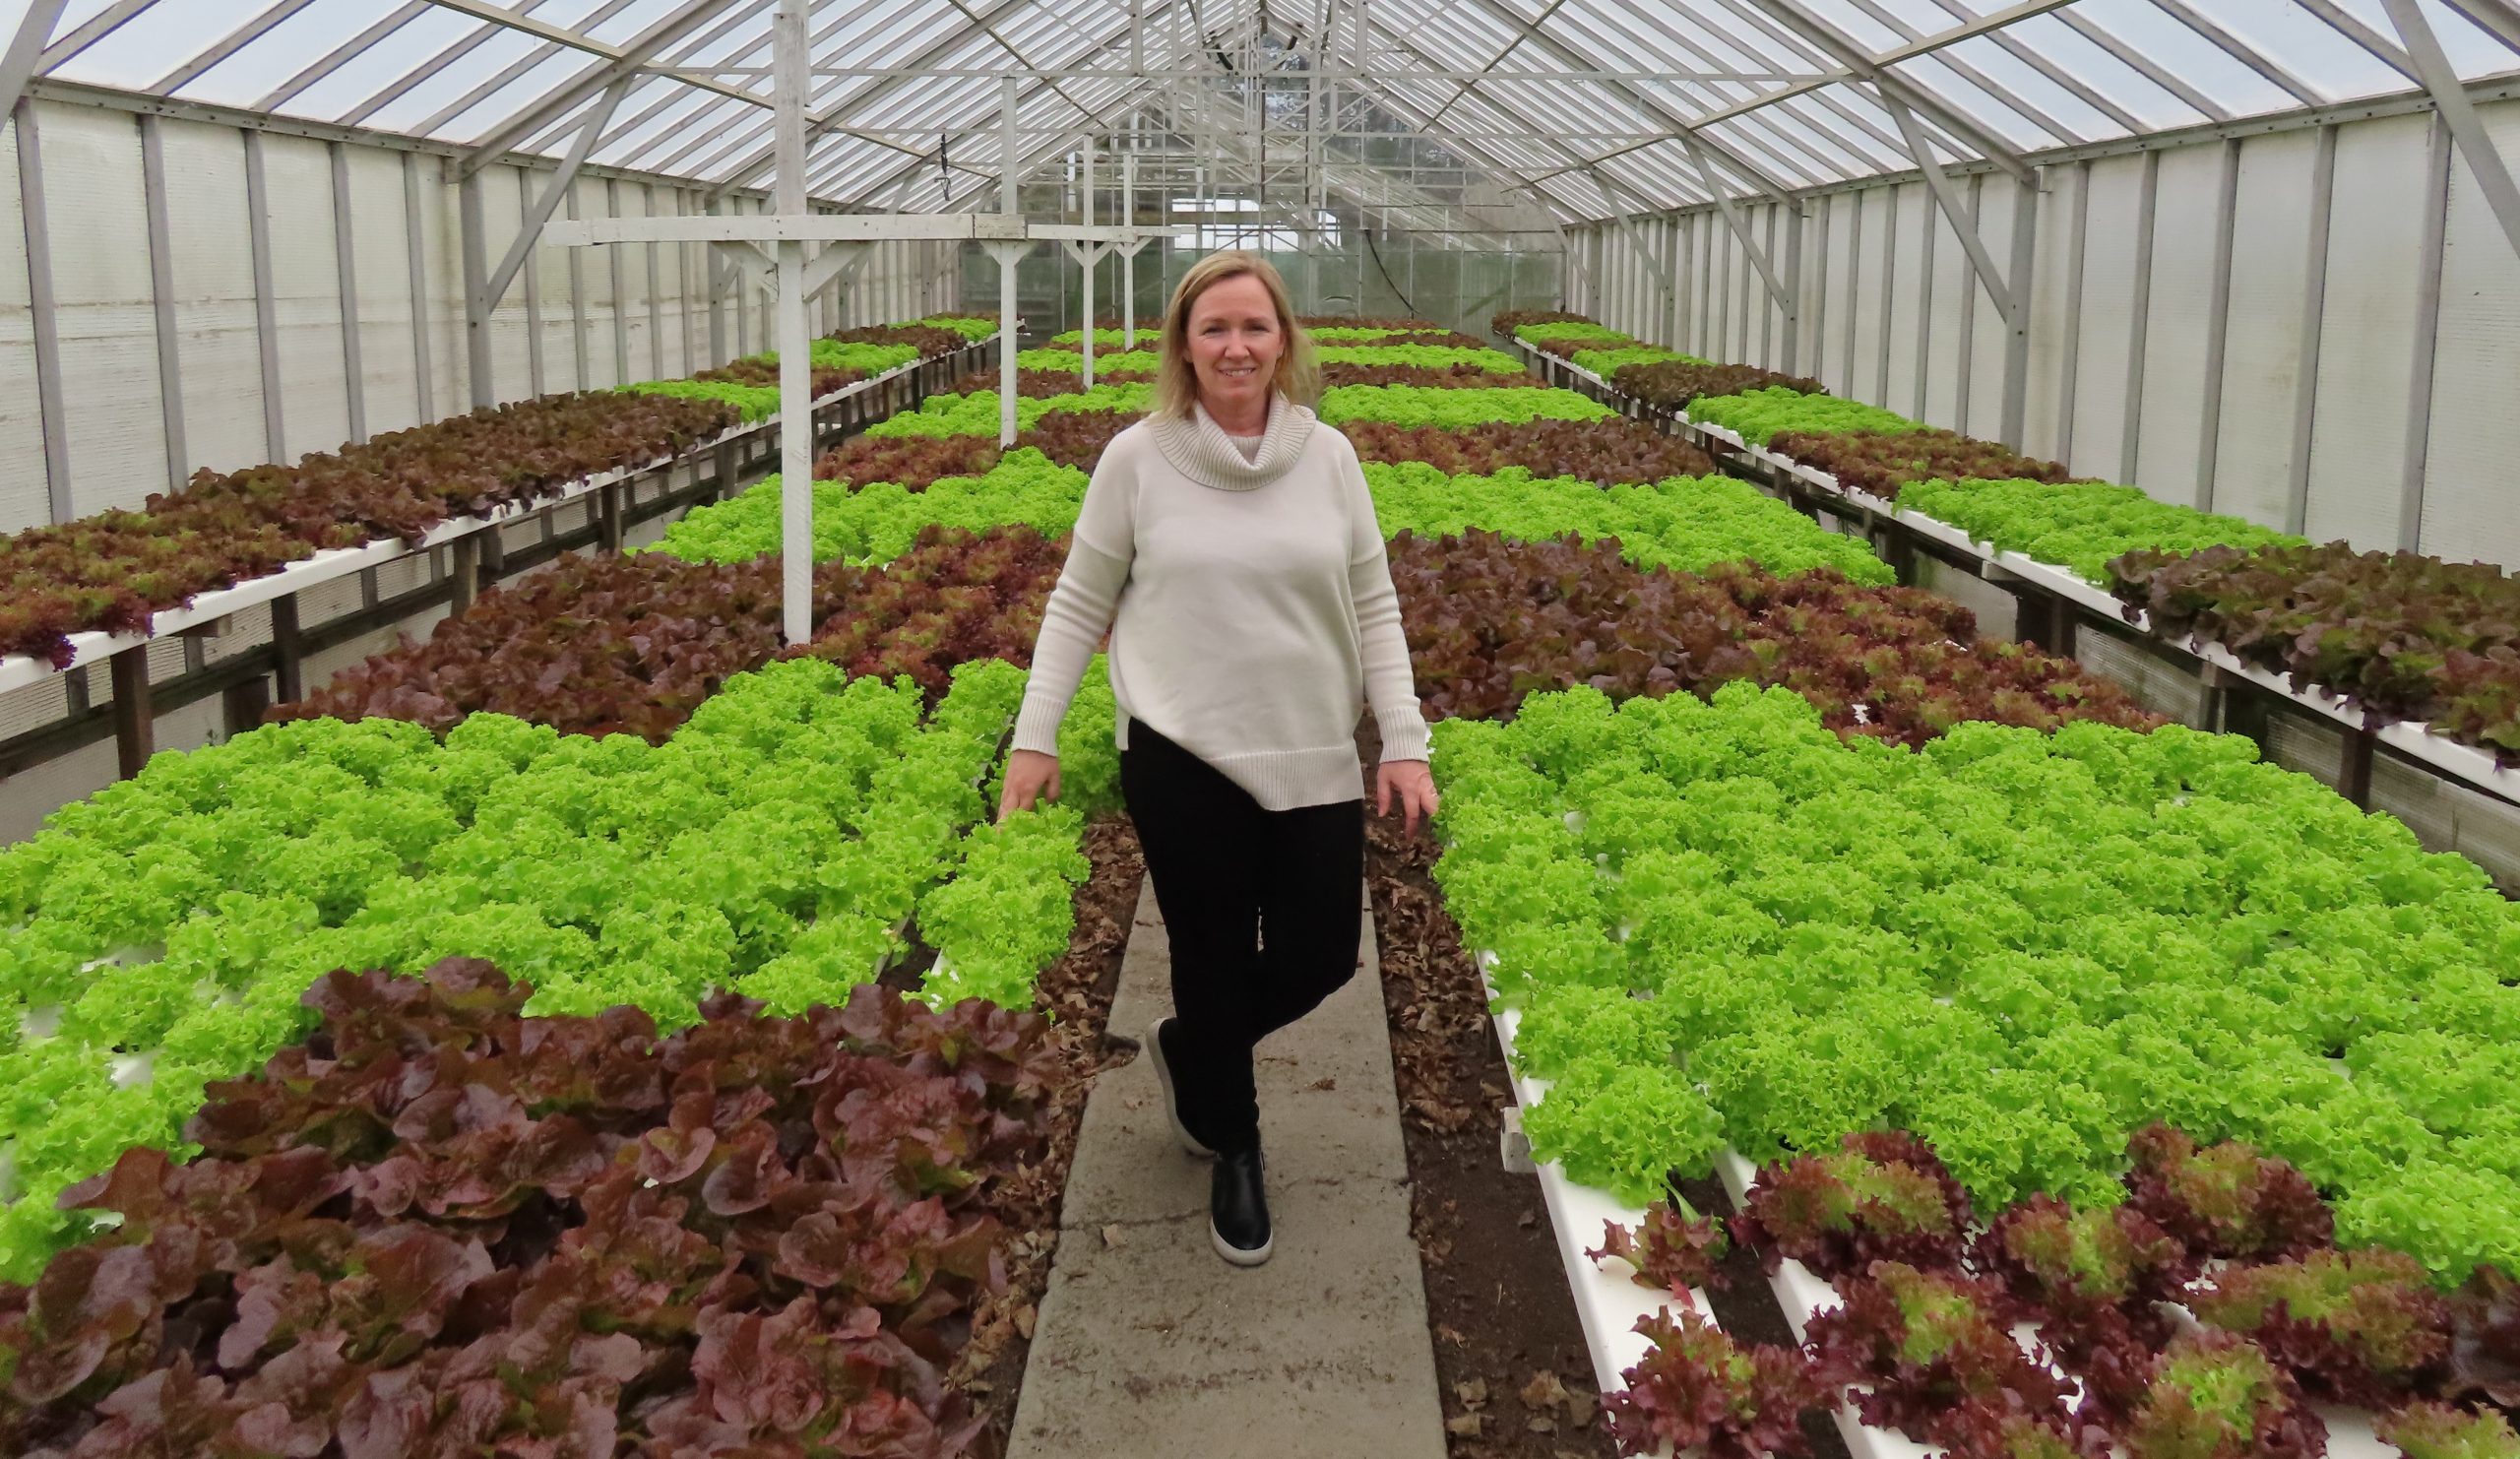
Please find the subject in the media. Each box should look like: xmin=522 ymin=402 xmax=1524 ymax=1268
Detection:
xmin=622 ymin=182 xmax=660 ymax=382
xmin=2418 ymin=99 xmax=2520 ymax=570
xmin=2211 ymin=127 xmax=2317 ymax=526
xmin=573 ymin=174 xmax=618 ymax=386
xmin=533 ymin=171 xmax=582 ymax=390
xmin=159 ymin=118 xmax=267 ymax=479
xmin=1966 ymin=178 xmax=2020 ymax=442
xmin=1884 ymin=182 xmax=1926 ymax=414
xmin=476 ymin=161 xmax=536 ymax=403
xmin=0 ymin=111 xmax=42 ymax=534
xmin=2072 ymin=153 xmax=2146 ymax=483
xmin=1760 ymin=203 xmax=1785 ymax=369
xmin=415 ymin=159 xmax=466 ymax=412
xmin=1824 ymin=191 xmax=1857 ymax=393
xmin=348 ymin=149 xmax=419 ymax=437
xmin=1702 ymin=216 xmax=1723 ymax=359
xmin=1923 ymin=193 xmax=1969 ymax=429
xmin=2305 ymin=112 xmax=2428 ymax=549
xmin=2024 ymin=175 xmax=2077 ymax=462
xmin=261 ymin=133 xmax=352 ymax=462
xmin=2133 ymin=143 xmax=2224 ymax=503
xmin=40 ymin=106 xmax=165 ymax=518
xmin=1852 ymin=188 xmax=1888 ymax=401
xmin=662 ymin=190 xmax=694 ymax=377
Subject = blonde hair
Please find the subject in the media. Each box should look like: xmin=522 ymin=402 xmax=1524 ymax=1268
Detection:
xmin=1154 ymin=250 xmax=1319 ymax=420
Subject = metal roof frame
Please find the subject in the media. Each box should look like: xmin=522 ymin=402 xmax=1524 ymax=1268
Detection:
xmin=10 ymin=0 xmax=2520 ymax=222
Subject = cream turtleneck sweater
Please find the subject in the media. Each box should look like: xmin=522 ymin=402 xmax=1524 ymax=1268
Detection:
xmin=1008 ymin=397 xmax=1431 ymax=810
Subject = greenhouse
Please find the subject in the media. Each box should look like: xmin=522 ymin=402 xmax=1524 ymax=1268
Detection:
xmin=2 ymin=0 xmax=2519 ymax=1454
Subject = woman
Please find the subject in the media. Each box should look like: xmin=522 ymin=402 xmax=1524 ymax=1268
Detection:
xmin=996 ymin=251 xmax=1438 ymax=1268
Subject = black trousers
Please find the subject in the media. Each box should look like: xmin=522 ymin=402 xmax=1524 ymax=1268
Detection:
xmin=1120 ymin=720 xmax=1365 ymax=1156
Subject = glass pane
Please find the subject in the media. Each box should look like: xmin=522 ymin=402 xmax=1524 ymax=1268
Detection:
xmin=2066 ymin=0 xmax=2300 ymax=115
xmin=1999 ymin=12 xmax=2215 ymax=132
xmin=45 ymin=0 xmax=288 ymax=92
xmin=1941 ymin=33 xmax=2126 ymax=141
xmin=353 ymin=26 xmax=542 ymax=132
xmin=434 ymin=49 xmax=609 ymax=146
xmin=281 ymin=8 xmax=482 ymax=121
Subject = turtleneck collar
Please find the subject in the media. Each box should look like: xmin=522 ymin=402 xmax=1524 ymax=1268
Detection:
xmin=1146 ymin=395 xmax=1319 ymax=491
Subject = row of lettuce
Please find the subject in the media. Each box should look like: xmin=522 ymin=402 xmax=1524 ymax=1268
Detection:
xmin=1498 ymin=309 xmax=2520 ymax=768
xmin=6 ymin=310 xmax=2518 ymax=1455
xmin=0 ymin=340 xmax=1950 ymax=1282
xmin=0 ymin=315 xmax=997 ymax=666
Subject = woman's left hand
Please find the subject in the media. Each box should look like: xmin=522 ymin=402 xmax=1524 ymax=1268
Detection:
xmin=1376 ymin=759 xmax=1440 ymax=839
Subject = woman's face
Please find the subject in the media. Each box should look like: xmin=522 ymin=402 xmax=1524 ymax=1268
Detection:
xmin=1184 ymin=274 xmax=1284 ymax=413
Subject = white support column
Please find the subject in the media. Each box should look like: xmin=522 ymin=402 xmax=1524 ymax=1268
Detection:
xmin=999 ymin=75 xmax=1022 ymax=448
xmin=774 ymin=0 xmax=812 ymax=645
xmin=1123 ymin=144 xmax=1138 ymax=348
xmin=1081 ymin=137 xmax=1097 ymax=386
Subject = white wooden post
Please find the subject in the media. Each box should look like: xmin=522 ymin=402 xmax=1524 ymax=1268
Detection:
xmin=774 ymin=0 xmax=812 ymax=645
xmin=1081 ymin=137 xmax=1098 ymax=387
xmin=998 ymin=77 xmax=1021 ymax=448
xmin=1123 ymin=147 xmax=1138 ymax=349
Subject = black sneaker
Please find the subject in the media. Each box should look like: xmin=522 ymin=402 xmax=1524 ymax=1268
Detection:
xmin=1146 ymin=1016 xmax=1214 ymax=1158
xmin=1210 ymin=1145 xmax=1273 ymax=1266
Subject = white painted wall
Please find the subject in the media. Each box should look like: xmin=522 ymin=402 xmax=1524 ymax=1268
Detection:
xmin=0 ymin=94 xmax=950 ymax=538
xmin=1564 ymin=97 xmax=2520 ymax=566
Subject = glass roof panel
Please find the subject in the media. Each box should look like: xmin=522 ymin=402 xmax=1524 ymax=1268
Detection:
xmin=2407 ymin=0 xmax=2520 ymax=72
xmin=14 ymin=0 xmax=2515 ymax=224
xmin=356 ymin=26 xmax=550 ymax=135
xmin=153 ymin=0 xmax=393 ymax=109
xmin=1785 ymin=0 xmax=1915 ymax=54
xmin=2211 ymin=1 xmax=2412 ymax=97
xmin=604 ymin=90 xmax=745 ymax=169
xmin=1996 ymin=12 xmax=2214 ymax=131
xmin=263 ymin=8 xmax=460 ymax=119
xmin=43 ymin=2 xmax=267 ymax=93
xmin=439 ymin=50 xmax=618 ymax=145
xmin=584 ymin=0 xmax=692 ymax=46
xmin=1936 ymin=34 xmax=2126 ymax=140
xmin=2065 ymin=0 xmax=2301 ymax=114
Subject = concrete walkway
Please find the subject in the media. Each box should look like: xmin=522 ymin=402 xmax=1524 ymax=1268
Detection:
xmin=1006 ymin=883 xmax=1448 ymax=1459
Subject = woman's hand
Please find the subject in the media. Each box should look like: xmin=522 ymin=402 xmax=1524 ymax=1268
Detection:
xmin=1376 ymin=758 xmax=1439 ymax=839
xmin=997 ymin=749 xmax=1061 ymax=822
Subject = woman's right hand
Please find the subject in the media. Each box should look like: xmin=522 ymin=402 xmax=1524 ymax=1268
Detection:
xmin=996 ymin=749 xmax=1061 ymax=822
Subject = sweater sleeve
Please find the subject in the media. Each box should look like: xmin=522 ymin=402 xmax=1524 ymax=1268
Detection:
xmin=1340 ymin=444 xmax=1432 ymax=764
xmin=1009 ymin=447 xmax=1136 ymax=757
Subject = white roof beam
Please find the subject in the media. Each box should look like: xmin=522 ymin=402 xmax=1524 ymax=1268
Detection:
xmin=1 ymin=0 xmax=69 ymax=117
